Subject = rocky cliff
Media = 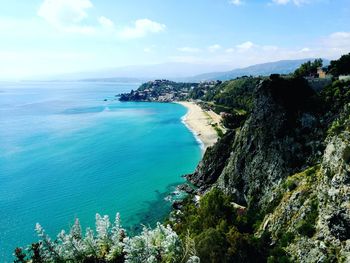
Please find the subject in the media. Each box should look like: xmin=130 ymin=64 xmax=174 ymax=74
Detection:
xmin=258 ymin=106 xmax=350 ymax=261
xmin=186 ymin=75 xmax=350 ymax=262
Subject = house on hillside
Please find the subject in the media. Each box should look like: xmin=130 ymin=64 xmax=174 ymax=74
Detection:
xmin=317 ymin=67 xmax=327 ymax=78
xmin=307 ymin=67 xmax=332 ymax=91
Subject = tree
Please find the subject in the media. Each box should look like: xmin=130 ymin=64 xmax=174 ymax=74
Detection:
xmin=328 ymin=53 xmax=350 ymax=76
xmin=294 ymin=59 xmax=323 ymax=78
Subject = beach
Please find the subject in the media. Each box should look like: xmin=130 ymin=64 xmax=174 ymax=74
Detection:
xmin=176 ymin=101 xmax=224 ymax=150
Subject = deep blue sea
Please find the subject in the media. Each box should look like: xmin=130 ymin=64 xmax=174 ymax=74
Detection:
xmin=0 ymin=81 xmax=202 ymax=262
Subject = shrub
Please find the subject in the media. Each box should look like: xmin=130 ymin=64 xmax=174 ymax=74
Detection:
xmin=14 ymin=213 xmax=199 ymax=263
xmin=296 ymin=198 xmax=319 ymax=237
xmin=285 ymin=179 xmax=298 ymax=191
xmin=198 ymin=188 xmax=236 ymax=230
xmin=194 ymin=228 xmax=228 ymax=263
xmin=293 ymin=59 xmax=323 ymax=78
xmin=267 ymin=247 xmax=291 ymax=263
xmin=328 ymin=53 xmax=350 ymax=76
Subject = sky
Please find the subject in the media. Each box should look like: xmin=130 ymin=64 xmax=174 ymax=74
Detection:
xmin=0 ymin=0 xmax=349 ymax=79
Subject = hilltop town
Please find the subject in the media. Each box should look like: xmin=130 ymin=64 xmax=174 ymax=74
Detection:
xmin=119 ymin=79 xmax=221 ymax=102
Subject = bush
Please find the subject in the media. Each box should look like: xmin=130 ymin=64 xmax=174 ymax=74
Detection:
xmin=194 ymin=228 xmax=228 ymax=263
xmin=267 ymin=247 xmax=291 ymax=263
xmin=15 ymin=213 xmax=199 ymax=263
xmin=328 ymin=53 xmax=350 ymax=76
xmin=293 ymin=59 xmax=323 ymax=78
xmin=171 ymin=188 xmax=280 ymax=262
xmin=198 ymin=188 xmax=237 ymax=230
xmin=284 ymin=179 xmax=298 ymax=191
xmin=296 ymin=198 xmax=319 ymax=237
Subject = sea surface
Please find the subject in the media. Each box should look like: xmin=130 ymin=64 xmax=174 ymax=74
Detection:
xmin=0 ymin=81 xmax=202 ymax=262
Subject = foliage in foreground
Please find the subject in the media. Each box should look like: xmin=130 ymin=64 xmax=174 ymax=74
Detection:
xmin=169 ymin=188 xmax=293 ymax=263
xmin=14 ymin=213 xmax=199 ymax=263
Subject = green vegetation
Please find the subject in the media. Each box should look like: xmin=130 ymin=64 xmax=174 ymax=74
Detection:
xmin=189 ymin=81 xmax=222 ymax=101
xmin=173 ymin=166 xmax=323 ymax=262
xmin=17 ymin=53 xmax=350 ymax=263
xmin=296 ymin=197 xmax=319 ymax=237
xmin=14 ymin=214 xmax=199 ymax=263
xmin=221 ymin=111 xmax=248 ymax=129
xmin=321 ymin=79 xmax=350 ymax=114
xmin=212 ymin=124 xmax=224 ymax=137
xmin=120 ymin=80 xmax=198 ymax=102
xmin=139 ymin=80 xmax=197 ymax=94
xmin=293 ymin=59 xmax=323 ymax=78
xmin=328 ymin=53 xmax=350 ymax=76
xmin=189 ymin=77 xmax=260 ymax=130
xmin=170 ymin=188 xmax=289 ymax=263
xmin=211 ymin=77 xmax=258 ymax=112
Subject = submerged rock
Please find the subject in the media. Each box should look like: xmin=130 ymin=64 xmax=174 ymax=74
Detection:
xmin=176 ymin=183 xmax=196 ymax=194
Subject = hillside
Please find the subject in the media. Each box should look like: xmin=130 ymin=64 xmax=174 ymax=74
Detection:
xmin=187 ymin=59 xmax=330 ymax=82
xmin=175 ymin=56 xmax=350 ymax=262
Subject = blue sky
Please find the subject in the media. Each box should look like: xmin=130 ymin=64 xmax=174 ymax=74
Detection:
xmin=0 ymin=0 xmax=349 ymax=79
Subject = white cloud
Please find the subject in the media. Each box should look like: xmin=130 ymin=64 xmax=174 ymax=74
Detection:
xmin=177 ymin=47 xmax=201 ymax=53
xmin=236 ymin=41 xmax=255 ymax=50
xmin=169 ymin=31 xmax=350 ymax=70
xmin=225 ymin=48 xmax=235 ymax=53
xmin=272 ymin=0 xmax=290 ymax=4
xmin=262 ymin=45 xmax=279 ymax=51
xmin=229 ymin=0 xmax=244 ymax=6
xmin=208 ymin=44 xmax=222 ymax=52
xmin=271 ymin=0 xmax=310 ymax=6
xmin=98 ymin=16 xmax=114 ymax=28
xmin=119 ymin=19 xmax=166 ymax=39
xmin=144 ymin=45 xmax=158 ymax=53
xmin=37 ymin=0 xmax=94 ymax=34
xmin=327 ymin=32 xmax=350 ymax=48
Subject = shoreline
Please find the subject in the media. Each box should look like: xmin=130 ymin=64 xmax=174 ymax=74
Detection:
xmin=176 ymin=101 xmax=222 ymax=151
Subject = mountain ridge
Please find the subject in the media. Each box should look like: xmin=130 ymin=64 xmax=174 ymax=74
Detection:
xmin=35 ymin=58 xmax=330 ymax=82
xmin=185 ymin=58 xmax=330 ymax=82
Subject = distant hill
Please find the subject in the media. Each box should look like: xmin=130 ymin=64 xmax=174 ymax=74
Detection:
xmin=186 ymin=59 xmax=330 ymax=81
xmin=47 ymin=63 xmax=231 ymax=82
xmin=42 ymin=59 xmax=330 ymax=83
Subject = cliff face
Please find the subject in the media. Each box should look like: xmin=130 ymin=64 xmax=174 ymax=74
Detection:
xmin=190 ymin=77 xmax=325 ymax=208
xmin=186 ymin=130 xmax=235 ymax=191
xmin=187 ymin=76 xmax=350 ymax=261
xmin=258 ymin=114 xmax=350 ymax=261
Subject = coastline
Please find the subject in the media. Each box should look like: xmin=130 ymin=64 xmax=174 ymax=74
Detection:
xmin=176 ymin=101 xmax=222 ymax=151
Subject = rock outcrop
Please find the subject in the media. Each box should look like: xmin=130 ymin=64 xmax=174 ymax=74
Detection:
xmin=189 ymin=77 xmax=325 ymax=208
xmin=257 ymin=120 xmax=350 ymax=262
xmin=186 ymin=130 xmax=235 ymax=192
xmin=186 ymin=76 xmax=350 ymax=261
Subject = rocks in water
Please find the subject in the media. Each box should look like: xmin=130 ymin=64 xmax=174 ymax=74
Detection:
xmin=176 ymin=183 xmax=195 ymax=194
xmin=186 ymin=130 xmax=235 ymax=191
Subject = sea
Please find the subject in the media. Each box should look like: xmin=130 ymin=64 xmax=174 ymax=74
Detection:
xmin=0 ymin=81 xmax=202 ymax=262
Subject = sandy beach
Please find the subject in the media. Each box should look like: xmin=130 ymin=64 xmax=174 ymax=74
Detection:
xmin=176 ymin=101 xmax=224 ymax=150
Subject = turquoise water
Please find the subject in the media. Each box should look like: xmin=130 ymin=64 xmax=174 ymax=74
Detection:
xmin=0 ymin=81 xmax=202 ymax=262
